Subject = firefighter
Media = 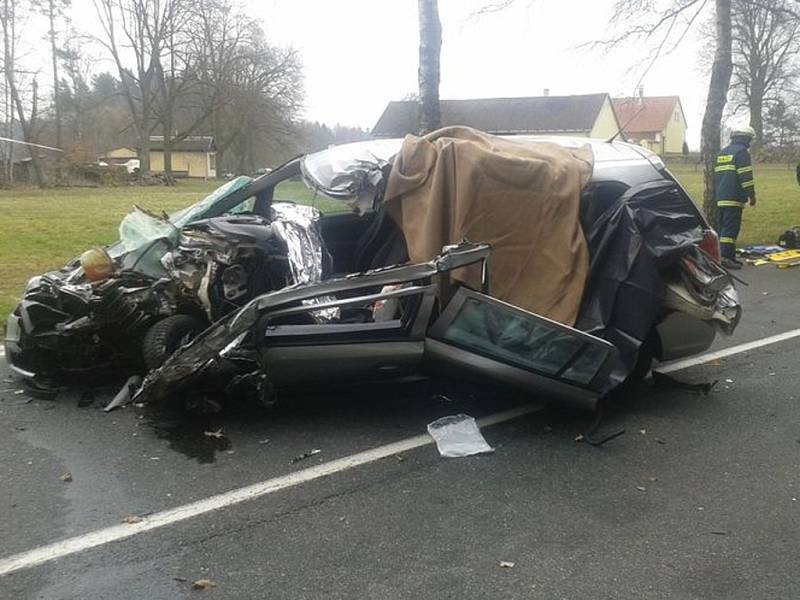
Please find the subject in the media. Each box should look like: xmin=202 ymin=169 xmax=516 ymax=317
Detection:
xmin=714 ymin=125 xmax=757 ymax=270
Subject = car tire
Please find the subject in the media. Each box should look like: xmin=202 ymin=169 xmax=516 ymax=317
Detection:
xmin=142 ymin=315 xmax=207 ymax=371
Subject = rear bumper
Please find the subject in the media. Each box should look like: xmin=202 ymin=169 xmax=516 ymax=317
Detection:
xmin=655 ymin=311 xmax=717 ymax=362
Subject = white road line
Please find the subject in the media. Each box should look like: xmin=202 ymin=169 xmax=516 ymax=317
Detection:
xmin=656 ymin=328 xmax=800 ymax=374
xmin=0 ymin=403 xmax=542 ymax=577
xmin=3 ymin=327 xmax=800 ymax=577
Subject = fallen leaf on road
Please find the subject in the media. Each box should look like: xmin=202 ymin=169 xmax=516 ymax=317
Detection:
xmin=60 ymin=472 xmax=73 ymax=482
xmin=292 ymin=448 xmax=321 ymax=463
xmin=203 ymin=429 xmax=225 ymax=440
xmin=192 ymin=579 xmax=217 ymax=590
xmin=122 ymin=515 xmax=144 ymax=524
xmin=499 ymin=561 xmax=515 ymax=569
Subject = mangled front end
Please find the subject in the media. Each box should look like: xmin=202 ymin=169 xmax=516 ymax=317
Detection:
xmin=4 ymin=199 xmax=332 ymax=380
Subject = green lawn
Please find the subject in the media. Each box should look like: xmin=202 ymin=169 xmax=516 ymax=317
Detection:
xmin=668 ymin=163 xmax=800 ymax=247
xmin=1 ymin=165 xmax=797 ymax=323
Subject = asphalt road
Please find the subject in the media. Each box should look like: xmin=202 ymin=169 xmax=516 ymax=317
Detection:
xmin=1 ymin=264 xmax=798 ymax=599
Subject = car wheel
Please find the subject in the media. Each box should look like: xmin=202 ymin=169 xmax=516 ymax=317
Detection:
xmin=142 ymin=315 xmax=207 ymax=371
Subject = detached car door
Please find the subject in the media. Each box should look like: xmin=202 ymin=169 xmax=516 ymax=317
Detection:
xmin=424 ymin=288 xmax=617 ymax=410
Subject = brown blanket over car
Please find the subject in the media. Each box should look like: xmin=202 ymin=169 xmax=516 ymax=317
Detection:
xmin=384 ymin=126 xmax=593 ymax=325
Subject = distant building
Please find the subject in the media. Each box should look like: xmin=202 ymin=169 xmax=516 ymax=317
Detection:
xmin=102 ymin=136 xmax=217 ymax=179
xmin=612 ymin=94 xmax=687 ymax=156
xmin=372 ymin=93 xmax=621 ymax=139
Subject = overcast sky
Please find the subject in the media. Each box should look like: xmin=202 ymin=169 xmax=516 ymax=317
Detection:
xmin=250 ymin=0 xmax=711 ymax=148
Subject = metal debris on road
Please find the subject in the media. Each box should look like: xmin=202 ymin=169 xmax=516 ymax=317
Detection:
xmin=498 ymin=561 xmax=515 ymax=569
xmin=427 ymin=414 xmax=494 ymax=458
xmin=292 ymin=448 xmax=322 ymax=463
xmin=652 ymin=371 xmax=718 ymax=395
xmin=203 ymin=429 xmax=225 ymax=440
xmin=122 ymin=515 xmax=144 ymax=524
xmin=104 ymin=375 xmax=143 ymax=412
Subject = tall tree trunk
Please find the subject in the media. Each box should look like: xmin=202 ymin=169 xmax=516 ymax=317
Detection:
xmin=417 ymin=0 xmax=441 ymax=135
xmin=748 ymin=85 xmax=764 ymax=150
xmin=47 ymin=0 xmax=62 ymax=181
xmin=701 ymin=0 xmax=733 ymax=229
xmin=139 ymin=94 xmax=151 ymax=174
xmin=9 ymin=78 xmax=45 ymax=186
xmin=47 ymin=0 xmax=61 ymax=149
xmin=162 ymin=127 xmax=175 ymax=186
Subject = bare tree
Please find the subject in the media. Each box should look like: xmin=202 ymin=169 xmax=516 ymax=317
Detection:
xmin=602 ymin=0 xmax=732 ymax=225
xmin=730 ymin=0 xmax=800 ymax=148
xmin=190 ymin=0 xmax=301 ymax=173
xmin=417 ymin=0 xmax=441 ymax=134
xmin=93 ymin=0 xmax=180 ymax=174
xmin=1 ymin=0 xmax=47 ymax=186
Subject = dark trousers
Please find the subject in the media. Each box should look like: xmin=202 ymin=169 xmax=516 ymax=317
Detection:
xmin=718 ymin=205 xmax=744 ymax=259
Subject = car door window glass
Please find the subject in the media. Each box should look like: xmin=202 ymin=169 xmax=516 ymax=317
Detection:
xmin=436 ymin=295 xmax=611 ymax=386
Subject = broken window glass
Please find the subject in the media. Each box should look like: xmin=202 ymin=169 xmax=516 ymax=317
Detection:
xmin=440 ymin=296 xmax=610 ymax=386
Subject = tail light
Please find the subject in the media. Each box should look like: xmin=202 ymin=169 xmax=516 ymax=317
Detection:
xmin=698 ymin=229 xmax=721 ymax=263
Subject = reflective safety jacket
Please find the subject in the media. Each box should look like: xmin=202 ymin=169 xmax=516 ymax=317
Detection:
xmin=714 ymin=142 xmax=755 ymax=207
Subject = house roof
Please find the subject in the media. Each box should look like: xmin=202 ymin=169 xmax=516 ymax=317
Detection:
xmin=372 ymin=94 xmax=613 ymax=137
xmin=148 ymin=136 xmax=216 ymax=152
xmin=612 ymin=96 xmax=683 ymax=134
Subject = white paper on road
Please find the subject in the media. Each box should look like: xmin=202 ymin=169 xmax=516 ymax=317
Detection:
xmin=427 ymin=414 xmax=495 ymax=458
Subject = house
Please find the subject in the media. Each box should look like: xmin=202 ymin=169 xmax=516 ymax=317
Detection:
xmin=612 ymin=95 xmax=687 ymax=156
xmin=372 ymin=93 xmax=621 ymax=139
xmin=101 ymin=136 xmax=217 ymax=179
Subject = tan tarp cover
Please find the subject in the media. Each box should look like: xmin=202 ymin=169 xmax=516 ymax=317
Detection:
xmin=384 ymin=126 xmax=593 ymax=325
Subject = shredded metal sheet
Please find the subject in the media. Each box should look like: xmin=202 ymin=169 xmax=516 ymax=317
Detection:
xmin=269 ymin=202 xmax=338 ymax=321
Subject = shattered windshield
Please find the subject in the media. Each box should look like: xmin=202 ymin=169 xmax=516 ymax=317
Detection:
xmin=114 ymin=176 xmax=254 ymax=261
xmin=170 ymin=176 xmax=253 ymax=227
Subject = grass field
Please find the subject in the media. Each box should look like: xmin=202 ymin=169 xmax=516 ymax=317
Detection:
xmin=668 ymin=163 xmax=800 ymax=248
xmin=1 ymin=165 xmax=798 ymax=322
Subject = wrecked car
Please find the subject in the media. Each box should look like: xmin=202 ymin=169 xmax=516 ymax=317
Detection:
xmin=5 ymin=127 xmax=740 ymax=411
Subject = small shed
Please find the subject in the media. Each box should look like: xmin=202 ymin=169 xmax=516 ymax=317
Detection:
xmin=101 ymin=136 xmax=217 ymax=179
xmin=149 ymin=136 xmax=216 ymax=179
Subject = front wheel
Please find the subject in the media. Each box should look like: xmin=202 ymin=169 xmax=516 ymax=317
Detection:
xmin=142 ymin=315 xmax=208 ymax=371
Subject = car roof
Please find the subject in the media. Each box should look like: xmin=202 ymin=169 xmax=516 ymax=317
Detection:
xmin=317 ymin=134 xmax=661 ymax=166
